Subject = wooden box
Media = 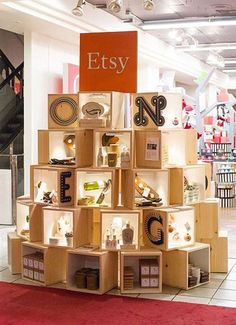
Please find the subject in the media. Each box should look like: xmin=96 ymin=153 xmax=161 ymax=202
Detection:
xmin=143 ymin=207 xmax=195 ymax=251
xmin=135 ymin=129 xmax=197 ymax=169
xmin=196 ymin=199 xmax=219 ymax=240
xmin=169 ymin=165 xmax=206 ymax=205
xmin=42 ymin=207 xmax=91 ymax=249
xmin=75 ymin=169 xmax=119 ymax=209
xmin=66 ymin=250 xmax=118 ymax=295
xmin=78 ymin=92 xmax=126 ymax=129
xmin=94 ymin=129 xmax=133 ymax=169
xmin=120 ymin=251 xmax=162 ymax=294
xmin=100 ymin=210 xmax=141 ymax=251
xmin=22 ymin=242 xmax=66 ymax=286
xmin=38 ymin=129 xmax=93 ymax=168
xmin=132 ymin=92 xmax=182 ymax=130
xmin=30 ymin=165 xmax=74 ymax=207
xmin=121 ymin=169 xmax=169 ymax=209
xmin=16 ymin=200 xmax=43 ymax=242
xmin=8 ymin=232 xmax=23 ymax=274
xmin=200 ymin=232 xmax=228 ymax=273
xmin=48 ymin=94 xmax=78 ymax=129
xmin=162 ymin=242 xmax=210 ymax=290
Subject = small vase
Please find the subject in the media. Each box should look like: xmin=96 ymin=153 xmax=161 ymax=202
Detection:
xmin=66 ymin=236 xmax=73 ymax=247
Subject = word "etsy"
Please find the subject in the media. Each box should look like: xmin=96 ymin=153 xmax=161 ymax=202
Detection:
xmin=87 ymin=52 xmax=129 ymax=74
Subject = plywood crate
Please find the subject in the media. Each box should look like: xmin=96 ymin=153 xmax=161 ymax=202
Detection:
xmin=132 ymin=92 xmax=182 ymax=130
xmin=169 ymin=165 xmax=206 ymax=205
xmin=196 ymin=199 xmax=219 ymax=240
xmin=22 ymin=241 xmax=66 ymax=286
xmin=143 ymin=206 xmax=195 ymax=251
xmin=94 ymin=129 xmax=133 ymax=169
xmin=78 ymin=92 xmax=126 ymax=129
xmin=66 ymin=250 xmax=118 ymax=295
xmin=162 ymin=242 xmax=210 ymax=290
xmin=75 ymin=169 xmax=119 ymax=209
xmin=200 ymin=231 xmax=228 ymax=273
xmin=42 ymin=206 xmax=91 ymax=249
xmin=38 ymin=129 xmax=93 ymax=168
xmin=16 ymin=200 xmax=43 ymax=242
xmin=8 ymin=232 xmax=23 ymax=274
xmin=121 ymin=169 xmax=169 ymax=209
xmin=120 ymin=250 xmax=162 ymax=294
xmin=30 ymin=165 xmax=74 ymax=207
xmin=48 ymin=94 xmax=78 ymax=129
xmin=135 ymin=129 xmax=197 ymax=169
xmin=100 ymin=210 xmax=141 ymax=251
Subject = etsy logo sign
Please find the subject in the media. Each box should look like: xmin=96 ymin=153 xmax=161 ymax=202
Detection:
xmin=79 ymin=31 xmax=137 ymax=92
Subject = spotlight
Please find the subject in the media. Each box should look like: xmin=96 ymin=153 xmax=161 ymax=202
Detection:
xmin=107 ymin=0 xmax=122 ymax=13
xmin=72 ymin=0 xmax=86 ymax=16
xmin=143 ymin=0 xmax=154 ymax=11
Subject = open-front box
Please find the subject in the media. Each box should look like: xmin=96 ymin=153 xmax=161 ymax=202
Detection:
xmin=16 ymin=200 xmax=43 ymax=242
xmin=38 ymin=129 xmax=93 ymax=167
xmin=162 ymin=242 xmax=210 ymax=290
xmin=100 ymin=210 xmax=140 ymax=251
xmin=143 ymin=207 xmax=195 ymax=251
xmin=78 ymin=92 xmax=126 ymax=129
xmin=120 ymin=251 xmax=162 ymax=294
xmin=94 ymin=129 xmax=132 ymax=169
xmin=122 ymin=169 xmax=169 ymax=209
xmin=135 ymin=129 xmax=197 ymax=169
xmin=43 ymin=207 xmax=91 ymax=248
xmin=22 ymin=241 xmax=66 ymax=286
xmin=76 ymin=169 xmax=118 ymax=208
xmin=170 ymin=165 xmax=206 ymax=205
xmin=66 ymin=250 xmax=118 ymax=294
xmin=30 ymin=166 xmax=74 ymax=207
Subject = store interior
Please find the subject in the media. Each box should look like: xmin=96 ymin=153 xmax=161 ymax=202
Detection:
xmin=1 ymin=0 xmax=236 ymax=314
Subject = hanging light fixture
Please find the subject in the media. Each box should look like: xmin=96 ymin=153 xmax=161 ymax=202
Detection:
xmin=72 ymin=0 xmax=86 ymax=16
xmin=107 ymin=0 xmax=123 ymax=13
xmin=143 ymin=0 xmax=154 ymax=11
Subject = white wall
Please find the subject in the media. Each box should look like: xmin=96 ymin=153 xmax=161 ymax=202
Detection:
xmin=24 ymin=31 xmax=79 ymax=193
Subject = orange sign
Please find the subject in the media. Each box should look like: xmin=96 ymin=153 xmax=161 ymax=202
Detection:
xmin=79 ymin=31 xmax=137 ymax=93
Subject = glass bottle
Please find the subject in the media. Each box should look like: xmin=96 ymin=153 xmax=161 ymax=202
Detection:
xmin=97 ymin=147 xmax=104 ymax=167
xmin=84 ymin=180 xmax=107 ymax=191
xmin=122 ymin=221 xmax=134 ymax=245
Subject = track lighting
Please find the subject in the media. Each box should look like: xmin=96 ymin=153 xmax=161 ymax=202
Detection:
xmin=107 ymin=0 xmax=122 ymax=13
xmin=143 ymin=0 xmax=154 ymax=11
xmin=72 ymin=0 xmax=86 ymax=17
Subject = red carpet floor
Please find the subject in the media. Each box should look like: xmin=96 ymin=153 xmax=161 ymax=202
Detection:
xmin=1 ymin=282 xmax=236 ymax=325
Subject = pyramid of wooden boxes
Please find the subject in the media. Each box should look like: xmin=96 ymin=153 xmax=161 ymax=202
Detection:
xmin=9 ymin=91 xmax=228 ymax=294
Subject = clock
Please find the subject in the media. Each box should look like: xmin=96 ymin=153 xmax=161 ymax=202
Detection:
xmin=48 ymin=94 xmax=78 ymax=129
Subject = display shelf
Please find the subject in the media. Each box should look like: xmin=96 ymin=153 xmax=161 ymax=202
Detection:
xmin=8 ymin=232 xmax=23 ymax=274
xmin=22 ymin=241 xmax=66 ymax=286
xmin=120 ymin=250 xmax=162 ymax=294
xmin=134 ymin=129 xmax=197 ymax=169
xmin=66 ymin=250 xmax=118 ymax=294
xmin=121 ymin=169 xmax=169 ymax=209
xmin=42 ymin=207 xmax=91 ymax=248
xmin=200 ymin=231 xmax=228 ymax=273
xmin=100 ymin=210 xmax=140 ymax=251
xmin=169 ymin=165 xmax=206 ymax=205
xmin=142 ymin=207 xmax=195 ymax=251
xmin=16 ymin=200 xmax=43 ymax=242
xmin=162 ymin=242 xmax=210 ymax=290
xmin=48 ymin=94 xmax=79 ymax=129
xmin=30 ymin=165 xmax=74 ymax=207
xmin=195 ymin=199 xmax=219 ymax=240
xmin=94 ymin=129 xmax=132 ymax=169
xmin=78 ymin=92 xmax=126 ymax=129
xmin=132 ymin=92 xmax=182 ymax=130
xmin=75 ymin=169 xmax=119 ymax=209
xmin=38 ymin=129 xmax=93 ymax=168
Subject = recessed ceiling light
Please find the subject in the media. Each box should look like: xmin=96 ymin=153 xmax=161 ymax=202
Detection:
xmin=107 ymin=0 xmax=122 ymax=13
xmin=143 ymin=0 xmax=154 ymax=11
xmin=72 ymin=0 xmax=86 ymax=17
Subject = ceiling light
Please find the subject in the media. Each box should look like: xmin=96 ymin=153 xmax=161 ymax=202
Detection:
xmin=176 ymin=42 xmax=236 ymax=52
xmin=206 ymin=53 xmax=225 ymax=68
xmin=224 ymin=58 xmax=236 ymax=64
xmin=107 ymin=0 xmax=122 ymax=13
xmin=143 ymin=0 xmax=154 ymax=11
xmin=72 ymin=0 xmax=86 ymax=16
xmin=140 ymin=16 xmax=236 ymax=30
xmin=222 ymin=69 xmax=236 ymax=73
